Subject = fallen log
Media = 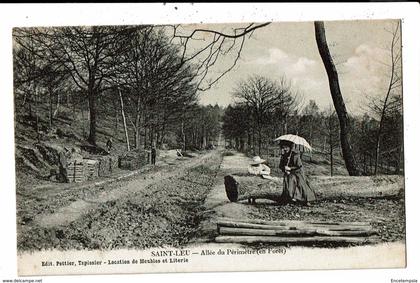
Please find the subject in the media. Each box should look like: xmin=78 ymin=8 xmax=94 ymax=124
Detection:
xmin=224 ymin=175 xmax=282 ymax=202
xmin=215 ymin=235 xmax=379 ymax=244
xmin=217 ymin=217 xmax=371 ymax=227
xmin=218 ymin=227 xmax=376 ymax=237
xmin=216 ymin=220 xmax=373 ymax=232
xmin=224 ymin=174 xmax=404 ymax=203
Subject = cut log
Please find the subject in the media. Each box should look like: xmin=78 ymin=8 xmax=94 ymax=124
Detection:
xmin=215 ymin=235 xmax=379 ymax=244
xmin=216 ymin=220 xmax=373 ymax=233
xmin=224 ymin=175 xmax=282 ymax=202
xmin=218 ymin=227 xmax=376 ymax=237
xmin=217 ymin=217 xmax=371 ymax=227
xmin=224 ymin=174 xmax=403 ymax=203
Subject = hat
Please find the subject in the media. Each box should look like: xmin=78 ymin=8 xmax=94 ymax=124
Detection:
xmin=251 ymin=156 xmax=266 ymax=165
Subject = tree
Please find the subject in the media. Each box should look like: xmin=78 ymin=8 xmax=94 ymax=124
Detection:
xmin=233 ymin=76 xmax=281 ymax=154
xmin=171 ymin=23 xmax=271 ymax=91
xmin=228 ymin=75 xmax=298 ymax=154
xmin=314 ymin=21 xmax=361 ymax=176
xmin=222 ymin=104 xmax=251 ymax=151
xmin=321 ymin=108 xmax=340 ymax=176
xmin=117 ymin=27 xmax=197 ymax=149
xmin=300 ymin=100 xmax=321 ymax=146
xmin=14 ymin=26 xmax=136 ymax=146
xmin=369 ymin=22 xmax=402 ymax=175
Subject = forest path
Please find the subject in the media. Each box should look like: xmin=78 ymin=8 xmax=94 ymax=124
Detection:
xmin=35 ymin=150 xmax=220 ymax=228
xmin=194 ymin=150 xmax=405 ymax=245
xmin=195 ymin=151 xmax=277 ymax=242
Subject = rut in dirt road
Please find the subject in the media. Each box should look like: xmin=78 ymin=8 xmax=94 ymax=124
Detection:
xmin=18 ymin=151 xmax=223 ymax=251
xmin=33 ymin=150 xmax=222 ymax=228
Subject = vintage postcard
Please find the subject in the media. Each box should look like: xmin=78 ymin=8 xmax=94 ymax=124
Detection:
xmin=2 ymin=3 xmax=419 ymax=282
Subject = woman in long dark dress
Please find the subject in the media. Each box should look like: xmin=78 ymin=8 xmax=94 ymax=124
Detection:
xmin=279 ymin=142 xmax=316 ymax=206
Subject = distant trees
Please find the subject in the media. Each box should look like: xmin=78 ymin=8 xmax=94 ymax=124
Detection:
xmin=223 ymin=75 xmax=299 ymax=155
xmin=180 ymin=104 xmax=222 ymax=150
xmin=356 ymin=94 xmax=403 ymax=175
xmin=299 ymin=100 xmax=322 ymax=146
xmin=369 ymin=22 xmax=402 ymax=175
xmin=13 ymin=25 xmax=224 ymax=151
xmin=222 ymin=104 xmax=250 ymax=151
xmin=14 ymin=26 xmax=136 ymax=145
xmin=222 ymin=81 xmax=403 ymax=176
xmin=321 ymin=108 xmax=340 ymax=176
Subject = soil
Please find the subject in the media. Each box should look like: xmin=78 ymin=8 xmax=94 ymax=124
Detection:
xmin=16 ymin=149 xmax=405 ymax=252
xmin=17 ymin=150 xmax=222 ymax=251
xmin=195 ymin=151 xmax=405 ymax=248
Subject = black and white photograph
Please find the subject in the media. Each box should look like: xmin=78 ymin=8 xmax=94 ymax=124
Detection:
xmin=1 ymin=3 xmax=420 ymax=283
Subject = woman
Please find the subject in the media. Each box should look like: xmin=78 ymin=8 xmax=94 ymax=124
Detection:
xmin=248 ymin=156 xmax=271 ymax=178
xmin=279 ymin=142 xmax=316 ymax=206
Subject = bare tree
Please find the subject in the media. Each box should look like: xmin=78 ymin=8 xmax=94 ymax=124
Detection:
xmin=170 ymin=23 xmax=270 ymax=92
xmin=321 ymin=108 xmax=340 ymax=176
xmin=233 ymin=75 xmax=296 ymax=155
xmin=14 ymin=26 xmax=136 ymax=146
xmin=314 ymin=21 xmax=361 ymax=176
xmin=369 ymin=22 xmax=402 ymax=175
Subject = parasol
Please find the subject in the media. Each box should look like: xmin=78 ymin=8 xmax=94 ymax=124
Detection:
xmin=274 ymin=134 xmax=312 ymax=152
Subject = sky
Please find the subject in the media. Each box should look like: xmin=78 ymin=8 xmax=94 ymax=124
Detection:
xmin=181 ymin=20 xmax=401 ymax=116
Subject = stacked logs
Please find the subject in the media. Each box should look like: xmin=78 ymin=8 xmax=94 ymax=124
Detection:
xmin=215 ymin=218 xmax=379 ymax=245
xmin=85 ymin=159 xmax=100 ymax=180
xmin=66 ymin=156 xmax=119 ymax=183
xmin=119 ymin=150 xmax=149 ymax=170
xmin=67 ymin=160 xmax=88 ymax=183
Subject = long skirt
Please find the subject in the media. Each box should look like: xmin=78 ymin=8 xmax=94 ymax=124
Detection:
xmin=281 ymin=171 xmax=316 ymax=202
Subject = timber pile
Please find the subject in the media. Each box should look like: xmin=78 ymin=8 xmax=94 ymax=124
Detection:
xmin=66 ymin=155 xmax=119 ymax=182
xmin=215 ymin=218 xmax=379 ymax=245
xmin=90 ymin=155 xmax=119 ymax=177
xmin=119 ymin=150 xmax=149 ymax=170
xmin=67 ymin=160 xmax=88 ymax=183
xmin=85 ymin=159 xmax=99 ymax=180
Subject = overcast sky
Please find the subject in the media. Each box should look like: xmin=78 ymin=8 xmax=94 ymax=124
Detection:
xmin=185 ymin=20 xmax=400 ymax=116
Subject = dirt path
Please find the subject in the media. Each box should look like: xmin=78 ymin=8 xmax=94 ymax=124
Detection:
xmin=197 ymin=152 xmax=273 ymax=242
xmin=35 ymin=150 xmax=220 ymax=228
xmin=196 ymin=150 xmax=405 ymax=245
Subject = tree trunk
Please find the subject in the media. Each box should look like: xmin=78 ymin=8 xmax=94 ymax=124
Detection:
xmin=49 ymin=88 xmax=53 ymax=128
xmin=53 ymin=92 xmax=60 ymax=118
xmin=224 ymin=174 xmax=402 ymax=203
xmin=114 ymin=98 xmax=119 ymax=136
xmin=374 ymin=134 xmax=382 ymax=175
xmin=330 ymin=141 xmax=333 ymax=176
xmin=87 ymin=89 xmax=97 ymax=146
xmin=72 ymin=95 xmax=76 ymax=122
xmin=283 ymin=116 xmax=288 ymax=134
xmin=135 ymin=93 xmax=142 ymax=149
xmin=224 ymin=175 xmax=283 ymax=203
xmin=394 ymin=145 xmax=402 ymax=174
xmin=181 ymin=120 xmax=186 ymax=151
xmin=118 ymin=88 xmax=130 ymax=151
xmin=314 ymin=21 xmax=360 ymax=176
xmin=135 ymin=122 xmax=141 ymax=149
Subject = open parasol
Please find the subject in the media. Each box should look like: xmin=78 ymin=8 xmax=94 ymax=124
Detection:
xmin=274 ymin=134 xmax=312 ymax=152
